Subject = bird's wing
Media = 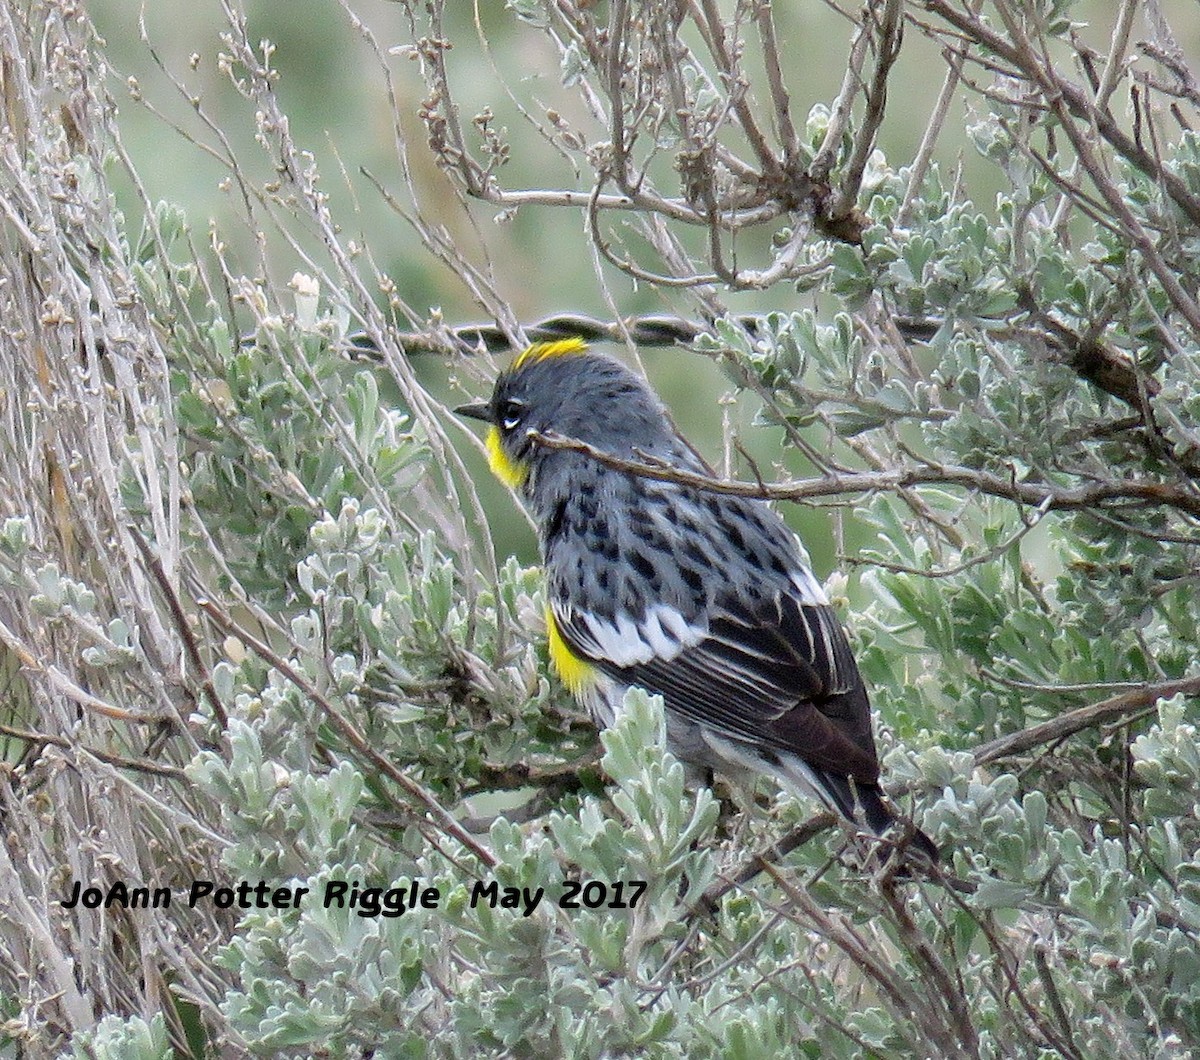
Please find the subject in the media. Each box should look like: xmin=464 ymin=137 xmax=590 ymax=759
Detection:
xmin=552 ymin=592 xmax=881 ymax=785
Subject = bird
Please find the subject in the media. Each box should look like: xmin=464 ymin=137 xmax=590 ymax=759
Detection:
xmin=456 ymin=337 xmax=937 ymax=864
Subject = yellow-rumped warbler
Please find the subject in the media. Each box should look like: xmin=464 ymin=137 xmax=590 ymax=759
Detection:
xmin=457 ymin=337 xmax=936 ymax=862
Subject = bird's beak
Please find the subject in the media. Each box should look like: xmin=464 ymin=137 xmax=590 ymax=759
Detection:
xmin=454 ymin=401 xmax=492 ymax=423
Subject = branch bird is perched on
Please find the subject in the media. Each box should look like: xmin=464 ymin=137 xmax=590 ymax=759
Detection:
xmin=457 ymin=338 xmax=937 ymax=864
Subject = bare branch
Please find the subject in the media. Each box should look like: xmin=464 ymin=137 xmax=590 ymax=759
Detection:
xmin=920 ymin=0 xmax=1200 ymax=228
xmin=525 ymin=429 xmax=1200 ymax=519
xmin=973 ymin=674 xmax=1200 ymax=766
xmin=834 ymin=0 xmax=904 ymax=216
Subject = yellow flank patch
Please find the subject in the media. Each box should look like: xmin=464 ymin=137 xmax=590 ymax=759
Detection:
xmin=485 ymin=425 xmax=528 ymax=489
xmin=545 ymin=605 xmax=598 ymax=696
xmin=512 ymin=336 xmax=588 ymax=370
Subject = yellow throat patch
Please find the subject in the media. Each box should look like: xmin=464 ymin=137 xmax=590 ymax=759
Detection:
xmin=485 ymin=425 xmax=528 ymax=489
xmin=545 ymin=605 xmax=598 ymax=696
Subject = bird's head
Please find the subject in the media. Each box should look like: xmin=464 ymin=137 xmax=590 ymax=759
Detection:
xmin=455 ymin=338 xmax=673 ymax=494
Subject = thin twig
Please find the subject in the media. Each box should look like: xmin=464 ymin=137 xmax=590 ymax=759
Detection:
xmin=0 ymin=723 xmax=188 ymax=780
xmin=898 ymin=41 xmax=965 ymax=226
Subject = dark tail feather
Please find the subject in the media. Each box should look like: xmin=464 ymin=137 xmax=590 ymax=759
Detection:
xmin=857 ymin=781 xmax=939 ymax=864
xmin=817 ymin=771 xmax=940 ymax=865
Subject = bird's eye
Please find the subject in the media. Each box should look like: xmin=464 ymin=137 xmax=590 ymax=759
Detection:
xmin=499 ymin=399 xmax=526 ymax=432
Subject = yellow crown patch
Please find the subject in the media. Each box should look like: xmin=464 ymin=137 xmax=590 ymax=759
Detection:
xmin=512 ymin=336 xmax=588 ymax=370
